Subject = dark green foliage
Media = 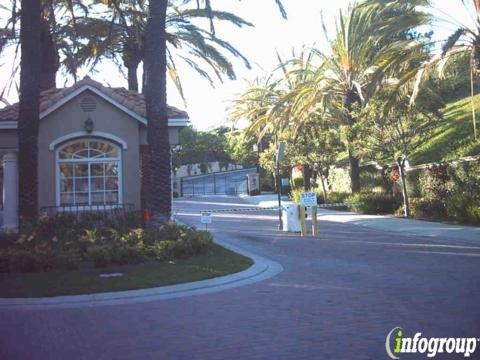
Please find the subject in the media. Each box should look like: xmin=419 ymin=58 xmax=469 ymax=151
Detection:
xmin=0 ymin=213 xmax=213 ymax=273
xmin=347 ymin=192 xmax=402 ymax=215
xmin=406 ymin=162 xmax=480 ymax=224
xmin=328 ymin=191 xmax=351 ymax=204
xmin=174 ymin=126 xmax=233 ymax=168
xmin=360 ymin=165 xmax=390 ymax=192
xmin=291 ymin=176 xmax=303 ymax=189
xmin=445 ymin=162 xmax=480 ymax=224
xmin=409 ymin=197 xmax=448 ymax=220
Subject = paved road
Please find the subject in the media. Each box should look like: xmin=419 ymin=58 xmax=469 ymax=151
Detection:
xmin=1 ymin=196 xmax=480 ymax=359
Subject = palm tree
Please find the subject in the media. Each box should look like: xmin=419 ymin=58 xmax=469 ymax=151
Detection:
xmin=413 ymin=0 xmax=480 ymax=139
xmin=288 ymin=1 xmax=429 ymax=192
xmin=18 ymin=0 xmax=41 ymax=225
xmin=67 ymin=1 xmax=253 ymax=94
xmin=144 ymin=0 xmax=170 ymax=224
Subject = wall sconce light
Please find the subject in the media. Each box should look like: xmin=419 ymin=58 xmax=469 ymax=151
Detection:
xmin=84 ymin=115 xmax=94 ymax=133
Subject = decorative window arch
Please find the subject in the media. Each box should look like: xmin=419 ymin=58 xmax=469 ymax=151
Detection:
xmin=56 ymin=138 xmax=122 ymax=207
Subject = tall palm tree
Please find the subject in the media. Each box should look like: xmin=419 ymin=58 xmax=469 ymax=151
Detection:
xmin=144 ymin=0 xmax=170 ymax=224
xmin=18 ymin=0 xmax=41 ymax=224
xmin=289 ymin=1 xmax=429 ymax=192
xmin=66 ymin=1 xmax=253 ymax=94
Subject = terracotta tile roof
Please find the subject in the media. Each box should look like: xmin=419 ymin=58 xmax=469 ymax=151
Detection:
xmin=0 ymin=76 xmax=189 ymax=122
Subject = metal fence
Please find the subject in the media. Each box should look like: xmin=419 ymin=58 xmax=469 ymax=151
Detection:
xmin=181 ymin=168 xmax=257 ymax=196
xmin=40 ymin=203 xmax=136 ymax=220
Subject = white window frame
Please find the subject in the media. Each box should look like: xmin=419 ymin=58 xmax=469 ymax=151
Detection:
xmin=55 ymin=138 xmax=123 ymax=209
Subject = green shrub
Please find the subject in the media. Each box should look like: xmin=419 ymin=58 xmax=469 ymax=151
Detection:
xmin=328 ymin=191 xmax=351 ymax=204
xmin=360 ymin=165 xmax=390 ymax=192
xmin=110 ymin=245 xmax=145 ymax=266
xmin=347 ymin=191 xmax=402 ymax=215
xmin=447 ymin=191 xmax=480 ymax=224
xmin=87 ymin=245 xmax=112 ymax=268
xmin=53 ymin=249 xmax=82 ymax=270
xmin=409 ymin=197 xmax=447 ymax=220
xmin=149 ymin=230 xmax=213 ymax=261
xmin=0 ymin=214 xmax=214 ymax=272
xmin=445 ymin=161 xmax=480 ymax=224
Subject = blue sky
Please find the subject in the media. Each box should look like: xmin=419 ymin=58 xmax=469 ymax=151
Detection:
xmin=0 ymin=0 xmax=473 ymax=129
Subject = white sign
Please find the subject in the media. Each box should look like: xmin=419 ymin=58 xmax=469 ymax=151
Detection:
xmin=201 ymin=212 xmax=213 ymax=224
xmin=281 ymin=178 xmax=289 ymax=186
xmin=276 ymin=142 xmax=285 ymax=163
xmin=300 ymin=192 xmax=317 ymax=207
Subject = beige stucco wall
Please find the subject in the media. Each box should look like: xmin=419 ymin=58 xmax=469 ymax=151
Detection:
xmin=139 ymin=126 xmax=180 ymax=145
xmin=0 ymin=89 xmax=184 ymax=210
xmin=38 ymin=90 xmax=142 ymax=209
xmin=0 ymin=130 xmax=18 ymax=149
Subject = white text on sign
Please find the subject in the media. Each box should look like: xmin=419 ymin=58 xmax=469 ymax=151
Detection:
xmin=201 ymin=213 xmax=213 ymax=224
xmin=300 ymin=192 xmax=317 ymax=207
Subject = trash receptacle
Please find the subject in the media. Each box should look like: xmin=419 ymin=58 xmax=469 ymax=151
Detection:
xmin=282 ymin=204 xmax=301 ymax=232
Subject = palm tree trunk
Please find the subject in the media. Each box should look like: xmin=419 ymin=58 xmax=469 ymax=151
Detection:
xmin=144 ymin=0 xmax=171 ymax=225
xmin=40 ymin=19 xmax=58 ymax=91
xmin=345 ymin=89 xmax=361 ymax=193
xmin=18 ymin=0 xmax=41 ymax=225
xmin=123 ymin=42 xmax=142 ymax=92
xmin=397 ymin=158 xmax=410 ymax=217
xmin=348 ymin=148 xmax=361 ymax=193
xmin=127 ymin=64 xmax=140 ymax=92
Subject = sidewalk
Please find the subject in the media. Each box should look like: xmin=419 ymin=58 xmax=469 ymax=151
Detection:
xmin=242 ymin=194 xmax=480 ymax=242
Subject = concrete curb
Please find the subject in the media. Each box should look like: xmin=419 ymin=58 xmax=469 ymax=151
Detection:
xmin=0 ymin=239 xmax=283 ymax=310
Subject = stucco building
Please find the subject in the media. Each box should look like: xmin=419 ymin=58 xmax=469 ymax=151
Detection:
xmin=0 ymin=77 xmax=188 ymax=231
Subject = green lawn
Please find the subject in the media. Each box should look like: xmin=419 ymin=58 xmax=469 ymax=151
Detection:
xmin=410 ymin=95 xmax=480 ymax=165
xmin=0 ymin=244 xmax=253 ymax=298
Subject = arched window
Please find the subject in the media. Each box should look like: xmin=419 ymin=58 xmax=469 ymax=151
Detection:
xmin=56 ymin=139 xmax=122 ymax=207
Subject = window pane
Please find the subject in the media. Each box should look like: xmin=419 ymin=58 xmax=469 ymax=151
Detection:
xmin=90 ymin=140 xmax=119 ymax=158
xmin=104 ymin=163 xmax=119 ymax=176
xmin=75 ymin=193 xmax=89 ymax=205
xmin=59 ymin=141 xmax=88 ymax=159
xmin=60 ymin=193 xmax=74 ymax=206
xmin=90 ymin=177 xmax=105 ymax=191
xmin=105 ymin=191 xmax=119 ymax=204
xmin=89 ymin=149 xmax=105 ymax=158
xmin=61 ymin=179 xmax=74 ymax=192
xmin=105 ymin=177 xmax=118 ymax=190
xmin=59 ymin=164 xmax=74 ymax=178
xmin=91 ymin=192 xmax=105 ymax=205
xmin=74 ymin=164 xmax=88 ymax=177
xmin=75 ymin=178 xmax=89 ymax=192
xmin=90 ymin=163 xmax=104 ymax=176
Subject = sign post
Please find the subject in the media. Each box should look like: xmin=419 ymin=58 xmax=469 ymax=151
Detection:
xmin=201 ymin=212 xmax=212 ymax=230
xmin=300 ymin=192 xmax=318 ymax=237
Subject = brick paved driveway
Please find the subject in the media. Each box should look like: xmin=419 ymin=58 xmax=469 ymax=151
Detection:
xmin=1 ymin=196 xmax=480 ymax=359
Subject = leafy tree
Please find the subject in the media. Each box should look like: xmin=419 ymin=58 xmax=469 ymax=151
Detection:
xmin=225 ymin=130 xmax=258 ymax=167
xmin=286 ymin=124 xmax=344 ymax=200
xmin=174 ymin=126 xmax=232 ymax=169
xmin=356 ymin=92 xmax=442 ymax=216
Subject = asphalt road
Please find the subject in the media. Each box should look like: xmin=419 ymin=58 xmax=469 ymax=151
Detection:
xmin=1 ymin=196 xmax=480 ymax=359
